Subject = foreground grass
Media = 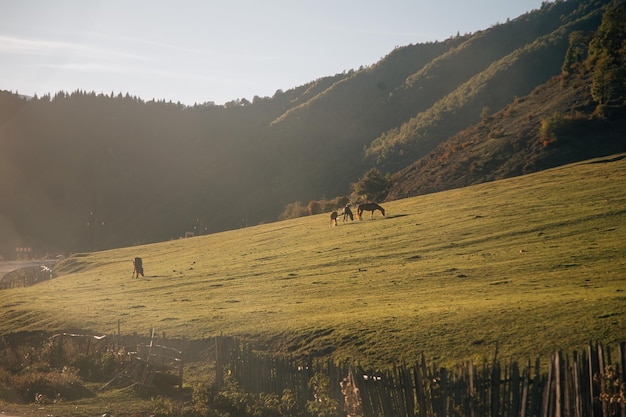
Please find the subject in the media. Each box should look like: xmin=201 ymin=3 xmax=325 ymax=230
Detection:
xmin=1 ymin=155 xmax=625 ymax=368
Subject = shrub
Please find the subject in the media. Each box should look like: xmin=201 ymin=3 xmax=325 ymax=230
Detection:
xmin=68 ymin=351 xmax=119 ymax=381
xmin=279 ymin=201 xmax=308 ymax=220
xmin=307 ymin=373 xmax=340 ymax=417
xmin=539 ymin=112 xmax=603 ymax=148
xmin=151 ymin=395 xmax=180 ymax=417
xmin=0 ymin=368 xmax=21 ymax=403
xmin=190 ymin=381 xmax=305 ymax=417
xmin=307 ymin=200 xmax=322 ymax=215
xmin=7 ymin=367 xmax=92 ymax=404
xmin=539 ymin=112 xmax=565 ymax=142
xmin=70 ymin=353 xmax=98 ymax=380
xmin=351 ymin=168 xmax=391 ymax=203
xmin=100 ymin=351 xmax=118 ymax=378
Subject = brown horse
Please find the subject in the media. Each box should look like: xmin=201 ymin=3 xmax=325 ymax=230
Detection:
xmin=330 ymin=211 xmax=338 ymax=226
xmin=357 ymin=203 xmax=385 ymax=220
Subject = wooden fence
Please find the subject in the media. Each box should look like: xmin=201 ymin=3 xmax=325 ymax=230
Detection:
xmin=353 ymin=343 xmax=626 ymax=417
xmin=218 ymin=339 xmax=626 ymax=417
xmin=43 ymin=329 xmax=185 ymax=397
xmin=21 ymin=330 xmax=626 ymax=415
xmin=103 ymin=328 xmax=185 ymax=396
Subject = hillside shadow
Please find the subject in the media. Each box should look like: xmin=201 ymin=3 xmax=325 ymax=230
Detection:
xmin=386 ymin=214 xmax=409 ymax=219
xmin=585 ymin=154 xmax=626 ymax=164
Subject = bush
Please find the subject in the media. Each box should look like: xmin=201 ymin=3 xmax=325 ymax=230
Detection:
xmin=100 ymin=351 xmax=118 ymax=378
xmin=282 ymin=196 xmax=352 ymax=220
xmin=7 ymin=367 xmax=93 ymax=403
xmin=70 ymin=353 xmax=99 ymax=380
xmin=307 ymin=373 xmax=340 ymax=417
xmin=151 ymin=395 xmax=180 ymax=417
xmin=279 ymin=201 xmax=308 ymax=220
xmin=307 ymin=200 xmax=323 ymax=215
xmin=351 ymin=168 xmax=391 ymax=203
xmin=68 ymin=351 xmax=119 ymax=381
xmin=0 ymin=368 xmax=21 ymax=403
xmin=539 ymin=112 xmax=566 ymax=143
xmin=190 ymin=380 xmax=305 ymax=417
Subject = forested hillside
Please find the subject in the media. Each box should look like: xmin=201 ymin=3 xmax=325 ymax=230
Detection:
xmin=0 ymin=0 xmax=624 ymax=259
xmin=387 ymin=0 xmax=626 ymax=197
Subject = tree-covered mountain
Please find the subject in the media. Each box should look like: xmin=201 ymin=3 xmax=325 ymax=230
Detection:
xmin=386 ymin=0 xmax=626 ymax=198
xmin=0 ymin=0 xmax=624 ymax=259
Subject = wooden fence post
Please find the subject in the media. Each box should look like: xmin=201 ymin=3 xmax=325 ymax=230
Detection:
xmin=414 ymin=355 xmax=428 ymax=417
xmin=520 ymin=359 xmax=530 ymax=417
xmin=573 ymin=350 xmax=583 ymax=417
xmin=588 ymin=342 xmax=601 ymax=417
xmin=616 ymin=342 xmax=626 ymax=382
xmin=490 ymin=344 xmax=500 ymax=417
xmin=541 ymin=355 xmax=553 ymax=417
xmin=555 ymin=351 xmax=563 ymax=417
xmin=510 ymin=360 xmax=521 ymax=417
xmin=117 ymin=319 xmax=121 ymax=349
xmin=215 ymin=335 xmax=223 ymax=388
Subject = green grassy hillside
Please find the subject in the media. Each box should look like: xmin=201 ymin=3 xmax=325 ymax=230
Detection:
xmin=2 ymin=155 xmax=625 ymax=368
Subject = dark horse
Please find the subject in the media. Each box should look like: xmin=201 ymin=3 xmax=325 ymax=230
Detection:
xmin=132 ymin=257 xmax=144 ymax=278
xmin=357 ymin=203 xmax=385 ymax=220
xmin=342 ymin=205 xmax=354 ymax=222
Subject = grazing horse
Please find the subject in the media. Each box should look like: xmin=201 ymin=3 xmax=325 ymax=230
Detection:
xmin=357 ymin=203 xmax=385 ymax=220
xmin=330 ymin=211 xmax=338 ymax=226
xmin=342 ymin=205 xmax=354 ymax=222
xmin=133 ymin=257 xmax=144 ymax=278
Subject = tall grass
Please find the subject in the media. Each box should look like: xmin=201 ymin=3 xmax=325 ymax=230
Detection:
xmin=1 ymin=155 xmax=625 ymax=368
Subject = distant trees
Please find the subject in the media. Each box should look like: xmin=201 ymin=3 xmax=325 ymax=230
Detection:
xmin=562 ymin=31 xmax=590 ymax=74
xmin=279 ymin=201 xmax=308 ymax=220
xmin=587 ymin=0 xmax=626 ymax=105
xmin=307 ymin=200 xmax=323 ymax=215
xmin=0 ymin=88 xmax=292 ymax=255
xmin=279 ymin=195 xmax=354 ymax=220
xmin=366 ymin=0 xmax=593 ymax=171
xmin=560 ymin=1 xmax=625 ymax=107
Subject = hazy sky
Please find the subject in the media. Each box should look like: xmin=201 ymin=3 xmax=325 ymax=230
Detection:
xmin=1 ymin=1 xmax=546 ymax=105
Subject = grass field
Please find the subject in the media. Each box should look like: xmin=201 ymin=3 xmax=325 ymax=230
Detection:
xmin=1 ymin=154 xmax=625 ymax=368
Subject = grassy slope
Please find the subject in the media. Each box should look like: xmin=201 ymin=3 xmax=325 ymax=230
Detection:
xmin=2 ymin=155 xmax=625 ymax=368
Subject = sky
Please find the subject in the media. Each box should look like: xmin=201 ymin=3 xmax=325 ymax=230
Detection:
xmin=1 ymin=1 xmax=547 ymax=106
